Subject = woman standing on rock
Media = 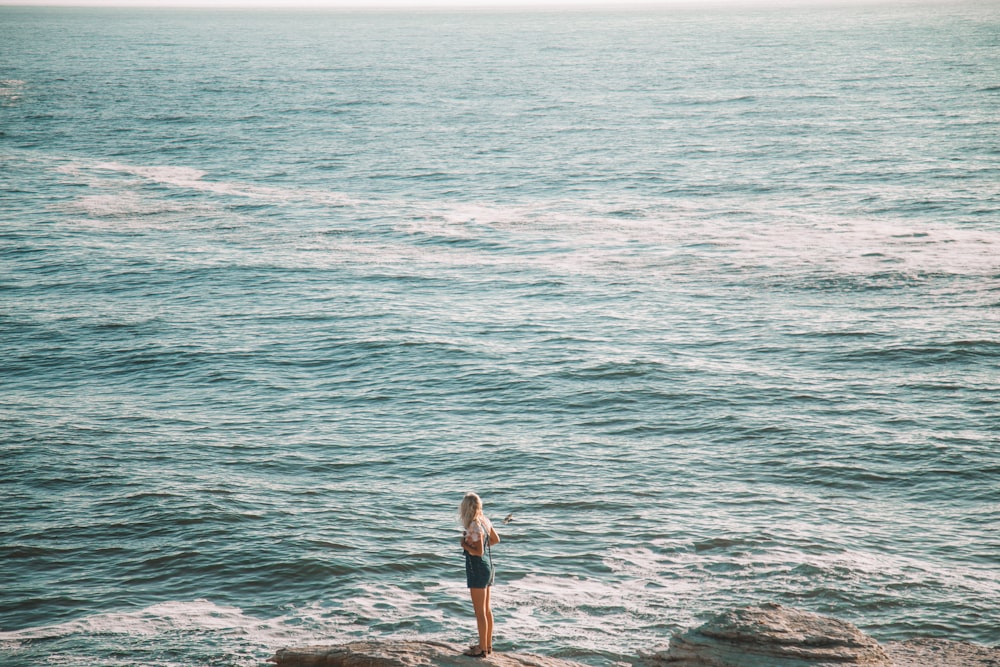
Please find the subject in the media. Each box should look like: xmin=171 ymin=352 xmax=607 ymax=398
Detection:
xmin=460 ymin=492 xmax=500 ymax=657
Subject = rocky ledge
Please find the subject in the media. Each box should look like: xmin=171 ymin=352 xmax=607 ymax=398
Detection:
xmin=883 ymin=638 xmax=1000 ymax=667
xmin=269 ymin=604 xmax=999 ymax=667
xmin=641 ymin=603 xmax=999 ymax=667
xmin=268 ymin=640 xmax=588 ymax=667
xmin=644 ymin=602 xmax=891 ymax=666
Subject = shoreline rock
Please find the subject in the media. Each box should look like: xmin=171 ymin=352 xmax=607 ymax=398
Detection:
xmin=268 ymin=640 xmax=590 ymax=667
xmin=268 ymin=605 xmax=999 ymax=667
xmin=641 ymin=603 xmax=998 ymax=667
xmin=883 ymin=638 xmax=1000 ymax=667
xmin=644 ymin=603 xmax=892 ymax=666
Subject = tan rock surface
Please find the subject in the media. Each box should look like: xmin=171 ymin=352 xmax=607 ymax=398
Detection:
xmin=268 ymin=640 xmax=590 ymax=667
xmin=266 ymin=610 xmax=1000 ymax=667
xmin=883 ymin=638 xmax=1000 ymax=667
xmin=644 ymin=603 xmax=892 ymax=666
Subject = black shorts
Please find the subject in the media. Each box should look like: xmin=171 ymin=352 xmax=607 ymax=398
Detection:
xmin=465 ymin=553 xmax=494 ymax=588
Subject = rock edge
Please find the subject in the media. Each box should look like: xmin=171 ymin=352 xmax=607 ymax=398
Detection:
xmin=268 ymin=639 xmax=589 ymax=667
xmin=268 ymin=605 xmax=1000 ymax=667
xmin=645 ymin=603 xmax=892 ymax=666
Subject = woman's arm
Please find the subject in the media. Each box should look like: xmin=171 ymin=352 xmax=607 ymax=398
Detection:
xmin=463 ymin=530 xmax=485 ymax=556
xmin=488 ymin=525 xmax=500 ymax=546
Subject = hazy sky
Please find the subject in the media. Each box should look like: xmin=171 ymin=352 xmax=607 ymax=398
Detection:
xmin=0 ymin=0 xmax=909 ymax=7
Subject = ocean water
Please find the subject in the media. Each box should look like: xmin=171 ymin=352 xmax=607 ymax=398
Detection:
xmin=1 ymin=3 xmax=999 ymax=665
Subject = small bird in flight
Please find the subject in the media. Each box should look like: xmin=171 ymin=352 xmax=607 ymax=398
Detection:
xmin=503 ymin=513 xmax=514 ymax=524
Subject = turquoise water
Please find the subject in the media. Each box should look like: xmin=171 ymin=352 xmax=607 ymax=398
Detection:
xmin=1 ymin=3 xmax=999 ymax=665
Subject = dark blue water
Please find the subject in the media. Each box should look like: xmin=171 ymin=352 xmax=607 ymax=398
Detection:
xmin=1 ymin=3 xmax=998 ymax=666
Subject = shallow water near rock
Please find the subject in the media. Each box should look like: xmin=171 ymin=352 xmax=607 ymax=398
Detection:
xmin=1 ymin=3 xmax=999 ymax=666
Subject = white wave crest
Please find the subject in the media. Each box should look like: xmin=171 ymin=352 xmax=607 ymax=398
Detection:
xmin=0 ymin=599 xmax=256 ymax=642
xmin=0 ymin=598 xmax=375 ymax=658
xmin=0 ymin=79 xmax=25 ymax=102
xmin=93 ymin=161 xmax=360 ymax=206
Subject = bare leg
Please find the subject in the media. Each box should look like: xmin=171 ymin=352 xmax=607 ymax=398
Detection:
xmin=484 ymin=585 xmax=494 ymax=653
xmin=469 ymin=587 xmax=489 ymax=654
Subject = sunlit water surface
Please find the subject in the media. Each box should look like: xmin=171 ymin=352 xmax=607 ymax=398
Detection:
xmin=1 ymin=3 xmax=998 ymax=666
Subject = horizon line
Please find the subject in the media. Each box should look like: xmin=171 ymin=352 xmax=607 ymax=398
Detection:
xmin=0 ymin=0 xmax=950 ymax=8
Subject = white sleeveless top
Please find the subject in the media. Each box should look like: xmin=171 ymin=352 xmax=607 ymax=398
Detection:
xmin=466 ymin=517 xmax=494 ymax=545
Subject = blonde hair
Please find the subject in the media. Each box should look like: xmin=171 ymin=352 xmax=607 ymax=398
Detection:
xmin=459 ymin=492 xmax=485 ymax=530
